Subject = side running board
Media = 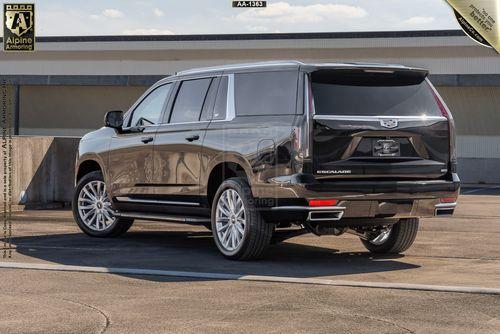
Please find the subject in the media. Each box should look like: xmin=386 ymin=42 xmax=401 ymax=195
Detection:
xmin=114 ymin=211 xmax=210 ymax=224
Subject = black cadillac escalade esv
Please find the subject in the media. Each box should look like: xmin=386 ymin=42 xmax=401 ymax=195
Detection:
xmin=73 ymin=61 xmax=460 ymax=260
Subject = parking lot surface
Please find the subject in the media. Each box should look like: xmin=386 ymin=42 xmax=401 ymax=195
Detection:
xmin=1 ymin=188 xmax=500 ymax=333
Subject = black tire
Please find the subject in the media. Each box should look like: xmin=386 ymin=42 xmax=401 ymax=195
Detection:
xmin=72 ymin=171 xmax=133 ymax=237
xmin=211 ymin=177 xmax=274 ymax=260
xmin=360 ymin=218 xmax=419 ymax=254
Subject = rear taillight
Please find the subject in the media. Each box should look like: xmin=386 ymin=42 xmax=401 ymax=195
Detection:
xmin=308 ymin=75 xmax=315 ymax=117
xmin=430 ymin=84 xmax=449 ymax=119
xmin=291 ymin=74 xmax=314 ymax=174
xmin=440 ymin=197 xmax=457 ymax=203
xmin=428 ymin=80 xmax=457 ymax=172
xmin=309 ymin=199 xmax=339 ymax=207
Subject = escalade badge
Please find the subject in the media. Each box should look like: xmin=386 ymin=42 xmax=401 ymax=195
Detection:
xmin=380 ymin=118 xmax=398 ymax=129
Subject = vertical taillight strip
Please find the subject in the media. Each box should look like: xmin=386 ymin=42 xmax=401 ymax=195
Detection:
xmin=427 ymin=79 xmax=457 ymax=172
xmin=304 ymin=73 xmax=312 ymax=158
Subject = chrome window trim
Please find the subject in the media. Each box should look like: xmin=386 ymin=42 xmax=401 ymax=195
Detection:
xmin=157 ymin=120 xmax=211 ymax=127
xmin=313 ymin=115 xmax=446 ymax=121
xmin=223 ymin=73 xmax=236 ymax=122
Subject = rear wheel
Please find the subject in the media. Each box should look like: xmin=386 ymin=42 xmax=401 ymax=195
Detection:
xmin=211 ymin=177 xmax=273 ymax=260
xmin=72 ymin=171 xmax=133 ymax=237
xmin=360 ymin=218 xmax=419 ymax=254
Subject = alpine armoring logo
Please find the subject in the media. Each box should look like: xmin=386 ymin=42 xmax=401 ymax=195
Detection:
xmin=3 ymin=3 xmax=35 ymax=52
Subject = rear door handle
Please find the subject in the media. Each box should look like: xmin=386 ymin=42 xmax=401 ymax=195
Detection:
xmin=141 ymin=136 xmax=154 ymax=144
xmin=185 ymin=135 xmax=200 ymax=142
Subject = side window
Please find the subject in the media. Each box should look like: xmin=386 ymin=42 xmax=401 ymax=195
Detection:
xmin=234 ymin=71 xmax=298 ymax=116
xmin=169 ymin=78 xmax=212 ymax=123
xmin=130 ymin=84 xmax=171 ymax=127
xmin=213 ymin=76 xmax=228 ymax=120
xmin=200 ymin=77 xmax=220 ymax=121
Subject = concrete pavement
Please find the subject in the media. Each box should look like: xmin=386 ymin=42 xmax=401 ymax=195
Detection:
xmin=1 ymin=189 xmax=499 ymax=333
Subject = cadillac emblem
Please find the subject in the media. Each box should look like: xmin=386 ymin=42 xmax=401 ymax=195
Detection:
xmin=379 ymin=118 xmax=398 ymax=129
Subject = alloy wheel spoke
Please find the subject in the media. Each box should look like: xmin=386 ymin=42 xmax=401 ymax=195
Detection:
xmin=82 ymin=187 xmax=97 ymax=202
xmin=218 ymin=204 xmax=231 ymax=217
xmin=226 ymin=191 xmax=233 ymax=213
xmin=83 ymin=208 xmax=96 ymax=220
xmin=217 ymin=222 xmax=229 ymax=233
xmin=234 ymin=222 xmax=245 ymax=235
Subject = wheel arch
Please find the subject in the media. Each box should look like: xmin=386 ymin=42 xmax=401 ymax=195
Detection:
xmin=76 ymin=159 xmax=104 ymax=184
xmin=205 ymin=160 xmax=252 ymax=208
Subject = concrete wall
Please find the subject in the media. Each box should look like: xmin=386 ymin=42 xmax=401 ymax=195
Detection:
xmin=0 ymin=136 xmax=80 ymax=208
xmin=19 ymin=85 xmax=147 ymax=136
xmin=436 ymin=86 xmax=500 ymax=184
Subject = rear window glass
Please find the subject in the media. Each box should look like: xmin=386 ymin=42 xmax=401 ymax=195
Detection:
xmin=235 ymin=71 xmax=298 ymax=116
xmin=312 ymin=80 xmax=441 ymax=117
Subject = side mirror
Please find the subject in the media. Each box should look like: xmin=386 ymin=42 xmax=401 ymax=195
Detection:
xmin=104 ymin=110 xmax=123 ymax=129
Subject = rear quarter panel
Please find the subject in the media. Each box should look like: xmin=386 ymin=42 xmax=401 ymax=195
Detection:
xmin=201 ymin=115 xmax=296 ymax=199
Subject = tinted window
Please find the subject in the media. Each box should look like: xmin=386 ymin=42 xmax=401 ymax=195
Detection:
xmin=130 ymin=84 xmax=171 ymax=127
xmin=200 ymin=77 xmax=220 ymax=121
xmin=170 ymin=78 xmax=212 ymax=123
xmin=312 ymin=81 xmax=441 ymax=117
xmin=235 ymin=71 xmax=298 ymax=116
xmin=213 ymin=76 xmax=228 ymax=120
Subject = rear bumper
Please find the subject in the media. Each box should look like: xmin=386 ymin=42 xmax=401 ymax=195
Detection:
xmin=257 ymin=173 xmax=460 ymax=222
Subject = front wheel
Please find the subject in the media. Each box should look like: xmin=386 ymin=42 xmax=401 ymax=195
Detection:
xmin=72 ymin=171 xmax=133 ymax=237
xmin=211 ymin=177 xmax=274 ymax=260
xmin=360 ymin=218 xmax=419 ymax=254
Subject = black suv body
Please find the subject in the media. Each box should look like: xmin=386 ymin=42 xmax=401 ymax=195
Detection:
xmin=73 ymin=61 xmax=460 ymax=260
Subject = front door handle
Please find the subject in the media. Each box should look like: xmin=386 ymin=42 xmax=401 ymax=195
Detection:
xmin=141 ymin=136 xmax=154 ymax=144
xmin=185 ymin=135 xmax=200 ymax=142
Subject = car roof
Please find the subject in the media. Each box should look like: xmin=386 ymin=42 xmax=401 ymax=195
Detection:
xmin=174 ymin=60 xmax=426 ymax=77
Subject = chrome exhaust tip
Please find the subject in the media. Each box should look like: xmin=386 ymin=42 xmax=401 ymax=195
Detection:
xmin=307 ymin=210 xmax=344 ymax=221
xmin=434 ymin=202 xmax=456 ymax=216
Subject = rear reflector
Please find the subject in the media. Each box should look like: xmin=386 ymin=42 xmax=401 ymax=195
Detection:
xmin=440 ymin=197 xmax=456 ymax=203
xmin=309 ymin=199 xmax=339 ymax=207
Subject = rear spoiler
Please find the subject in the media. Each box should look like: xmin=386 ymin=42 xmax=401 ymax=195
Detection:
xmin=309 ymin=67 xmax=429 ymax=86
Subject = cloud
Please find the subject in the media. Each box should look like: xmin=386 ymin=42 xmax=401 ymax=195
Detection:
xmin=246 ymin=25 xmax=270 ymax=32
xmin=89 ymin=14 xmax=100 ymax=20
xmin=153 ymin=8 xmax=164 ymax=17
xmin=403 ymin=16 xmax=435 ymax=25
xmin=103 ymin=9 xmax=124 ymax=19
xmin=234 ymin=2 xmax=367 ymax=24
xmin=122 ymin=28 xmax=175 ymax=35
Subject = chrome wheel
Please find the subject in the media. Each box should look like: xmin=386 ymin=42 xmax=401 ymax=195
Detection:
xmin=368 ymin=226 xmax=392 ymax=245
xmin=215 ymin=189 xmax=246 ymax=252
xmin=77 ymin=180 xmax=115 ymax=231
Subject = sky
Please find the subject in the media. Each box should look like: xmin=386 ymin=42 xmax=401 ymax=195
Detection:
xmin=19 ymin=0 xmax=460 ymax=36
